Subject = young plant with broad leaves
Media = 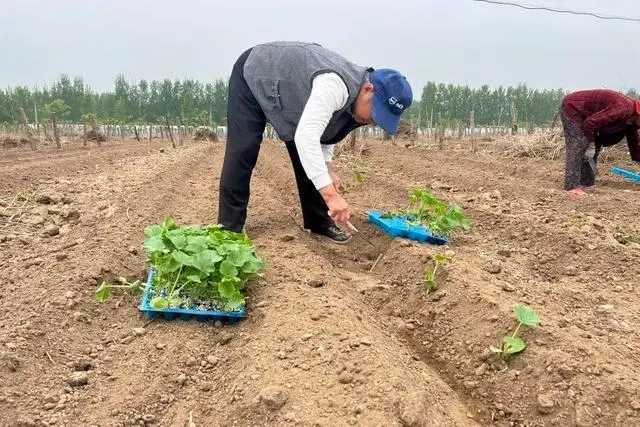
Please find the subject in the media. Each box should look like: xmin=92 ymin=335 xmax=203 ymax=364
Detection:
xmin=95 ymin=277 xmax=143 ymax=302
xmin=424 ymin=252 xmax=452 ymax=294
xmin=96 ymin=217 xmax=265 ymax=311
xmin=382 ymin=188 xmax=471 ymax=236
xmin=490 ymin=303 xmax=540 ymax=359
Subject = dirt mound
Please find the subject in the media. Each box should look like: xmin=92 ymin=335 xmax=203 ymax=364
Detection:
xmin=85 ymin=128 xmax=107 ymax=142
xmin=2 ymin=137 xmax=30 ymax=148
xmin=1 ymin=136 xmax=640 ymax=426
xmin=194 ymin=128 xmax=218 ymax=142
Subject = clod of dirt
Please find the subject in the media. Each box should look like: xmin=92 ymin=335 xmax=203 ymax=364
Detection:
xmin=133 ymin=328 xmax=146 ymax=336
xmin=308 ymin=278 xmax=326 ymax=288
xmin=185 ymin=356 xmax=197 ymax=367
xmin=483 ymin=259 xmax=503 ymax=274
xmin=537 ymin=393 xmax=555 ymax=414
xmin=474 ymin=363 xmax=488 ymax=376
xmin=630 ymin=400 xmax=640 ymax=410
xmin=2 ymin=354 xmax=21 ymax=372
xmin=338 ymin=371 xmax=354 ymax=384
xmin=36 ymin=192 xmax=61 ymax=205
xmin=206 ymin=355 xmax=219 ymax=366
xmin=68 ymin=371 xmax=89 ymax=387
xmin=159 ymin=148 xmax=165 ymax=153
xmin=72 ymin=360 xmax=93 ymax=372
xmin=42 ymin=224 xmax=60 ymax=237
xmin=15 ymin=417 xmax=36 ymax=427
xmin=218 ymin=333 xmax=233 ymax=345
xmin=398 ymin=391 xmax=430 ymax=427
xmin=60 ymin=207 xmax=80 ymax=222
xmin=259 ymin=386 xmax=288 ymax=411
xmin=176 ymin=373 xmax=188 ymax=386
xmin=280 ymin=234 xmax=296 ymax=242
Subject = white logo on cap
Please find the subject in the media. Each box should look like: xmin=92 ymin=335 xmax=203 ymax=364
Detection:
xmin=388 ymin=97 xmax=404 ymax=110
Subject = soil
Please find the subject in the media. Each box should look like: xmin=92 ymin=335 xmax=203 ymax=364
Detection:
xmin=1 ymin=136 xmax=640 ymax=427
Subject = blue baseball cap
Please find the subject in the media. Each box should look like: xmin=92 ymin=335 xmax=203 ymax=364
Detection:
xmin=369 ymin=68 xmax=413 ymax=135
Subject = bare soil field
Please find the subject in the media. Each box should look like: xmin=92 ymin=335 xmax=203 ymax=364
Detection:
xmin=1 ymin=135 xmax=639 ymax=427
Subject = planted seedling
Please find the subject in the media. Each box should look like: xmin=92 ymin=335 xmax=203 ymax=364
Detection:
xmin=424 ymin=252 xmax=452 ymax=294
xmin=382 ymin=188 xmax=471 ymax=236
xmin=95 ymin=277 xmax=143 ymax=302
xmin=490 ymin=303 xmax=540 ymax=359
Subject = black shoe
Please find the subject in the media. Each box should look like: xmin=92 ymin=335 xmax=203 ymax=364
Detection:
xmin=310 ymin=225 xmax=352 ymax=244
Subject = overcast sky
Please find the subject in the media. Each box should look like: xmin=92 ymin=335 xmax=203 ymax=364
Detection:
xmin=1 ymin=0 xmax=638 ymax=98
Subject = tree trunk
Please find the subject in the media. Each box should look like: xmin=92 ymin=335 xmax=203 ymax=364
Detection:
xmin=133 ymin=126 xmax=141 ymax=142
xmin=19 ymin=107 xmax=36 ymax=151
xmin=52 ymin=115 xmax=61 ymax=149
xmin=165 ymin=116 xmax=176 ymax=148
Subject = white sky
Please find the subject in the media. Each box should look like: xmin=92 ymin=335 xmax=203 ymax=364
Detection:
xmin=1 ymin=0 xmax=639 ymax=97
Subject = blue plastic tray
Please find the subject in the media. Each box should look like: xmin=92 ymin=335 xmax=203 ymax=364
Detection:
xmin=138 ymin=268 xmax=245 ymax=322
xmin=611 ymin=167 xmax=640 ymax=183
xmin=367 ymin=210 xmax=448 ymax=245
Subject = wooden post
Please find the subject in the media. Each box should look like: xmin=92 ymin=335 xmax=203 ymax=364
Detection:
xmin=52 ymin=115 xmax=61 ymax=149
xmin=149 ymin=125 xmax=152 ymax=141
xmin=437 ymin=112 xmax=443 ymax=150
xmin=19 ymin=107 xmax=36 ymax=151
xmin=348 ymin=131 xmax=357 ymax=150
xmin=470 ymin=110 xmax=476 ymax=153
xmin=133 ymin=126 xmax=141 ymax=142
xmin=165 ymin=116 xmax=176 ymax=148
xmin=83 ymin=122 xmax=88 ymax=147
xmin=510 ymin=102 xmax=518 ymax=135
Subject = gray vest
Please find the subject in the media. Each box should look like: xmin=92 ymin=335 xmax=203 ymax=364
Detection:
xmin=243 ymin=41 xmax=370 ymax=143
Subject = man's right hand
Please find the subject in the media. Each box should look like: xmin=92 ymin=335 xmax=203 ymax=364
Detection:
xmin=319 ymin=185 xmax=350 ymax=223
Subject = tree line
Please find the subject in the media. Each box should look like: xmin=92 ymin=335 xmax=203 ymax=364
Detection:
xmin=0 ymin=74 xmax=638 ymax=128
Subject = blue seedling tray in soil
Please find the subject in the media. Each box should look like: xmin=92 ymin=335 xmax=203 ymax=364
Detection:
xmin=138 ymin=268 xmax=245 ymax=323
xmin=611 ymin=167 xmax=640 ymax=183
xmin=367 ymin=210 xmax=448 ymax=245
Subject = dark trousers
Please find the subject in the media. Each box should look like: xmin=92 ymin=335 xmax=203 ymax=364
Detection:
xmin=217 ymin=49 xmax=333 ymax=233
xmin=561 ymin=113 xmax=597 ymax=190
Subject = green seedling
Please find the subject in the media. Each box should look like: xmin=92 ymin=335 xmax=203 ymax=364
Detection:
xmin=96 ymin=217 xmax=266 ymax=311
xmin=354 ymin=169 xmax=366 ymax=183
xmin=382 ymin=188 xmax=471 ymax=236
xmin=424 ymin=252 xmax=452 ymax=294
xmin=490 ymin=303 xmax=540 ymax=359
xmin=95 ymin=277 xmax=143 ymax=302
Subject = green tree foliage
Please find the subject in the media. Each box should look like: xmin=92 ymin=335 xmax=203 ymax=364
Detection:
xmin=0 ymin=74 xmax=229 ymax=126
xmin=0 ymin=74 xmax=636 ymax=128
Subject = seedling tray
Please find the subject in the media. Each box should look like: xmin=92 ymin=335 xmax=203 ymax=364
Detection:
xmin=611 ymin=167 xmax=640 ymax=183
xmin=138 ymin=268 xmax=245 ymax=322
xmin=367 ymin=210 xmax=448 ymax=245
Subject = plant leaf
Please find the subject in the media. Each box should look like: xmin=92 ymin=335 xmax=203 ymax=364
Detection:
xmin=127 ymin=280 xmax=143 ymax=294
xmin=166 ymin=230 xmax=187 ymax=249
xmin=193 ymin=250 xmax=223 ymax=272
xmin=227 ymin=246 xmax=251 ymax=267
xmin=144 ymin=224 xmax=164 ymax=238
xmin=172 ymin=250 xmax=195 ymax=267
xmin=513 ymin=303 xmax=540 ymax=327
xmin=143 ymin=236 xmax=168 ymax=253
xmin=224 ymin=293 xmax=245 ymax=311
xmin=95 ymin=282 xmax=111 ymax=302
xmin=432 ymin=253 xmax=452 ymax=264
xmin=150 ymin=296 xmax=169 ymax=309
xmin=502 ymin=336 xmax=526 ymax=355
xmin=219 ymin=260 xmax=238 ymax=277
xmin=219 ymin=277 xmax=239 ymax=298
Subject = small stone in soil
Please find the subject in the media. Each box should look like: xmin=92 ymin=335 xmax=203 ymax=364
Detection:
xmin=338 ymin=372 xmax=354 ymax=384
xmin=537 ymin=393 xmax=555 ymax=414
xmin=68 ymin=371 xmax=89 ymax=387
xmin=133 ymin=328 xmax=146 ymax=336
xmin=206 ymin=355 xmax=219 ymax=366
xmin=308 ymin=279 xmax=325 ymax=288
xmin=72 ymin=360 xmax=92 ymax=372
xmin=56 ymin=253 xmax=68 ymax=261
xmin=155 ymin=342 xmax=166 ymax=350
xmin=42 ymin=225 xmax=60 ymax=237
xmin=259 ymin=386 xmax=288 ymax=410
xmin=483 ymin=259 xmax=503 ymax=274
xmin=176 ymin=373 xmax=187 ymax=386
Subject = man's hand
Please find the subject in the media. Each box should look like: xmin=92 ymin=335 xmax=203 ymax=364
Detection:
xmin=319 ymin=185 xmax=350 ymax=223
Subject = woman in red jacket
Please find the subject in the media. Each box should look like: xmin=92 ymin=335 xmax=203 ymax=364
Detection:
xmin=560 ymin=89 xmax=640 ymax=195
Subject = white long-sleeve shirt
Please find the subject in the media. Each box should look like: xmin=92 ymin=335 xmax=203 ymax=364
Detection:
xmin=294 ymin=72 xmax=350 ymax=190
